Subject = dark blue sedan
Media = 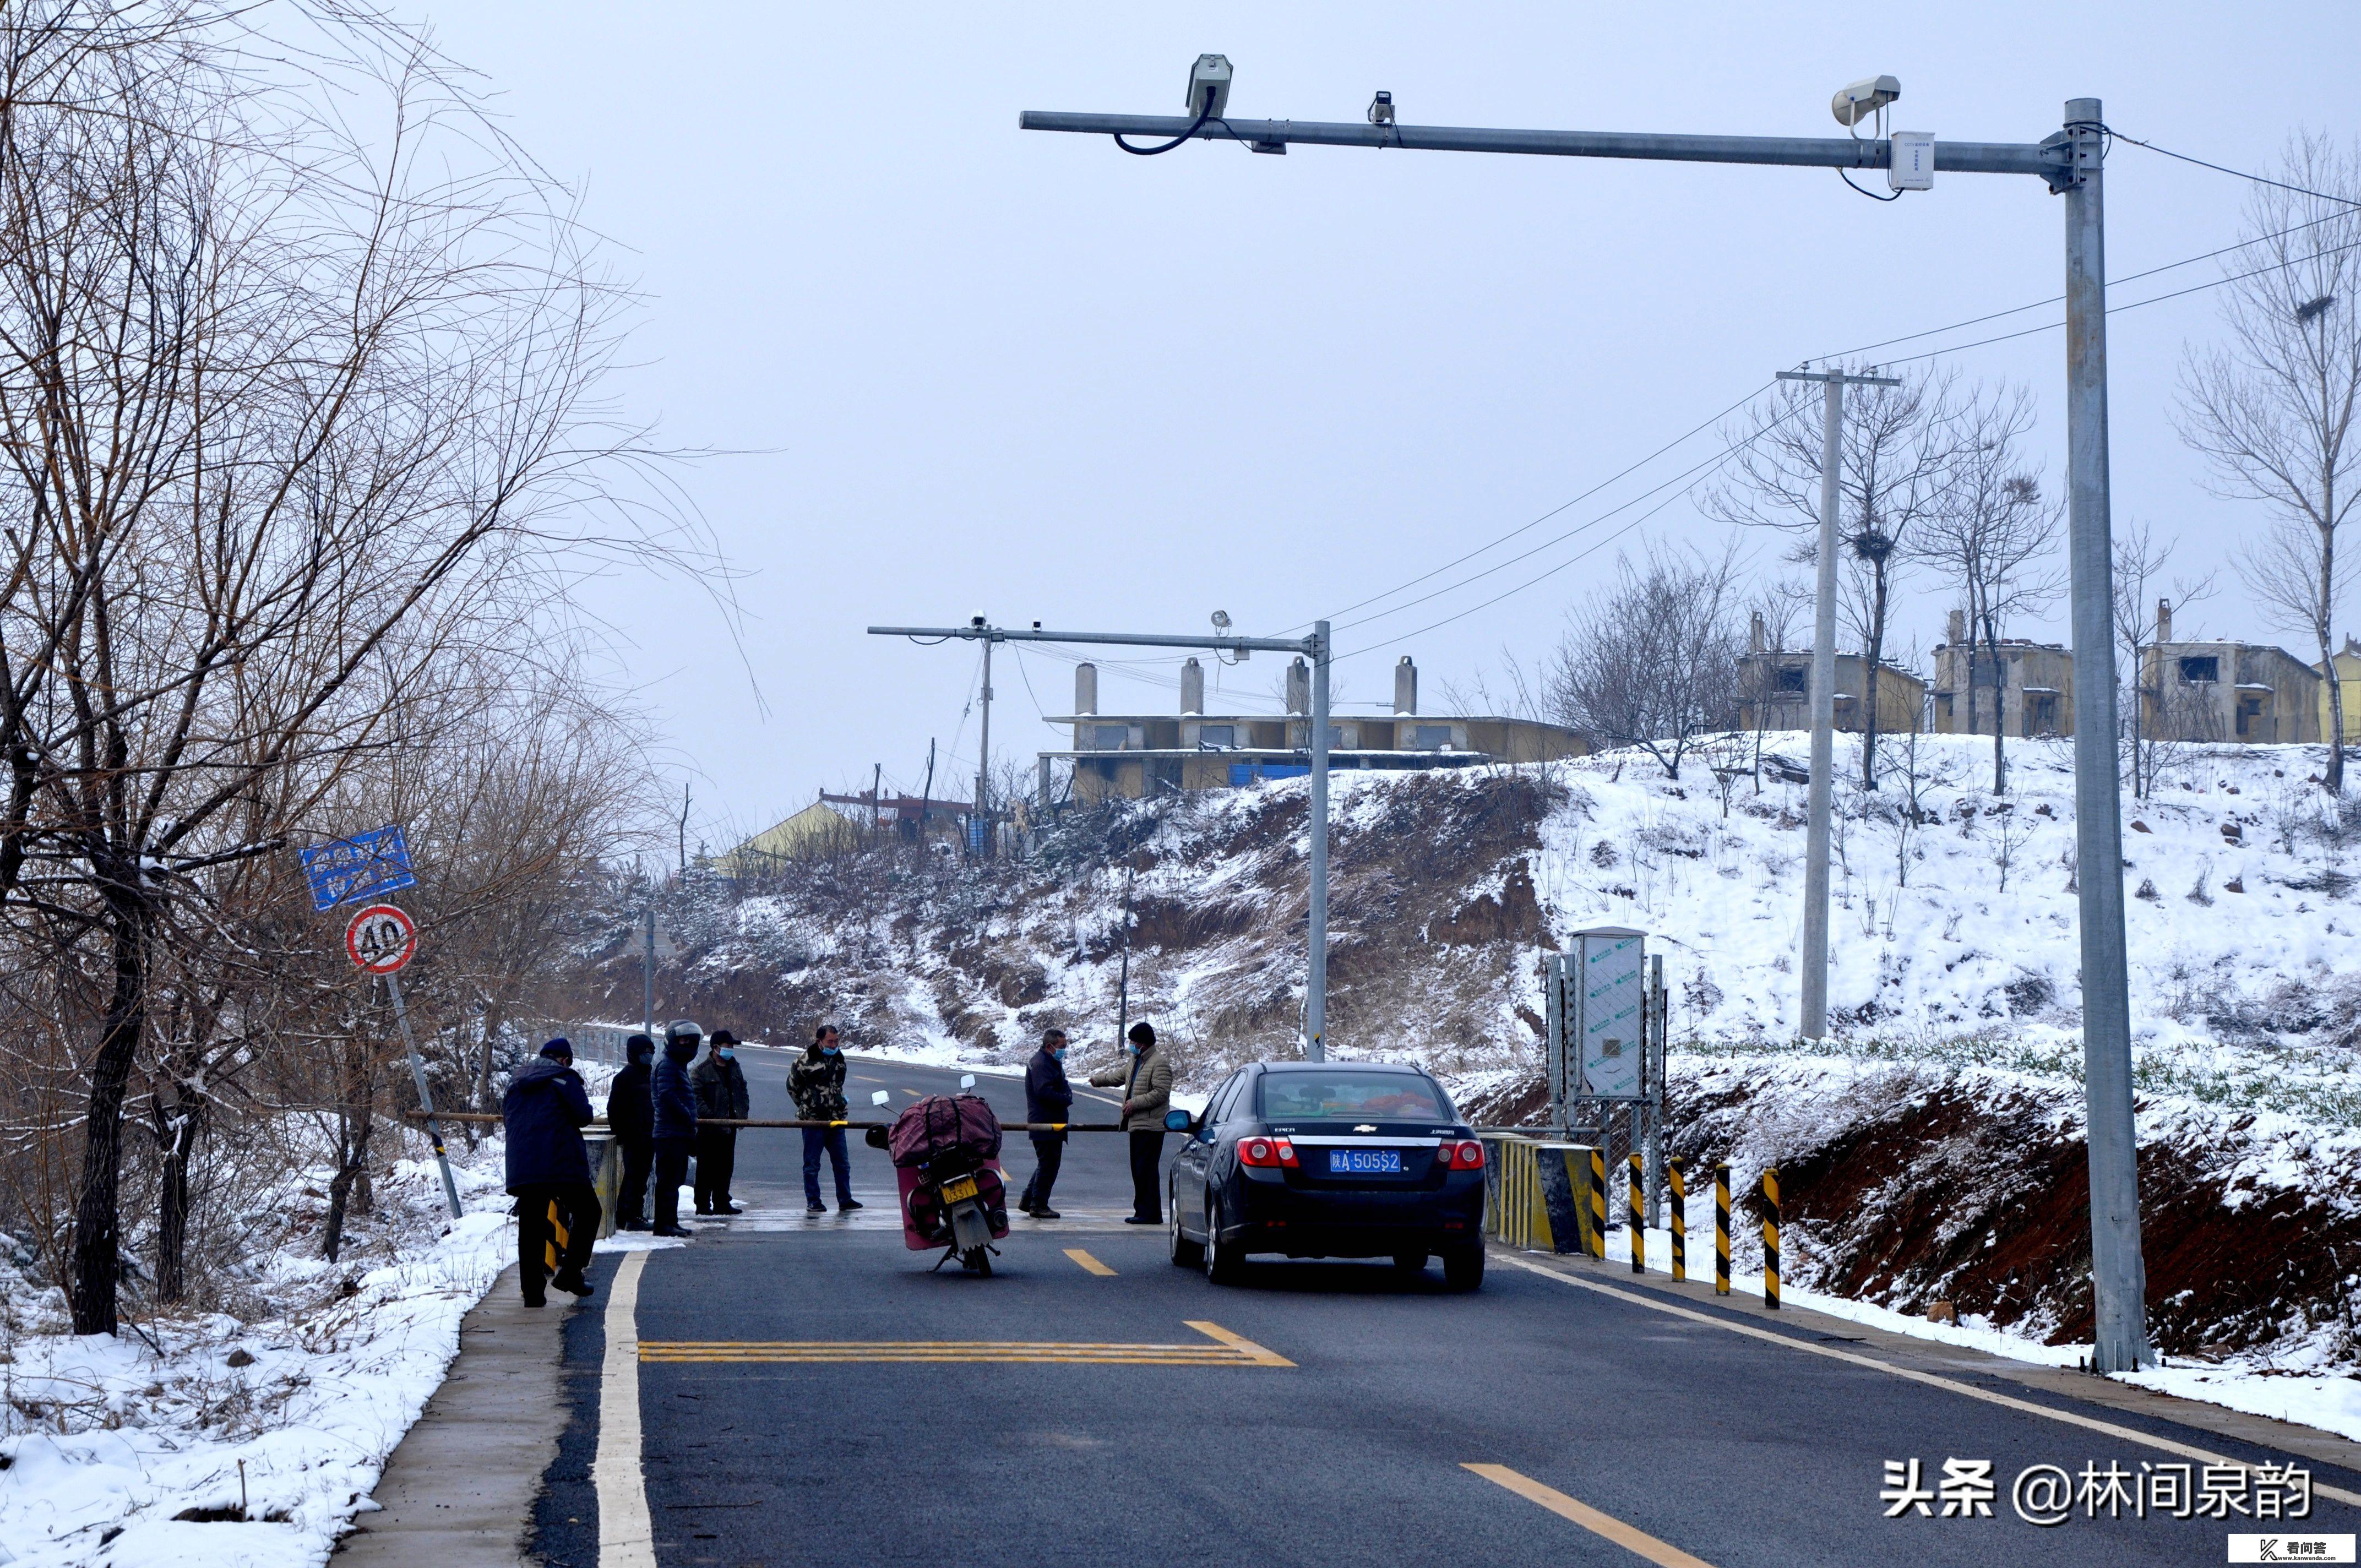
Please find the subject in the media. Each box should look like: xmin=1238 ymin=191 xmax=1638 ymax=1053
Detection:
xmin=1165 ymin=1061 xmax=1487 ymax=1288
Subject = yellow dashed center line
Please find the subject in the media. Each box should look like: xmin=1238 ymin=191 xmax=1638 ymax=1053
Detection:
xmin=1063 ymin=1248 xmax=1116 ymax=1277
xmin=1464 ymin=1464 xmax=1717 ymax=1567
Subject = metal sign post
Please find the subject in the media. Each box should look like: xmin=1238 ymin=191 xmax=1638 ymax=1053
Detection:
xmin=345 ymin=902 xmax=461 ymax=1219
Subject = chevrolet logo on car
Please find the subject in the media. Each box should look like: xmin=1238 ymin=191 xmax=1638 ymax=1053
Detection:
xmin=1353 ymin=1124 xmax=1377 ymax=1133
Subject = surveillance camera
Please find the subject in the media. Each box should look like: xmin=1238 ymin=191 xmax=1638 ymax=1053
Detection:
xmin=1187 ymin=53 xmax=1232 ymax=119
xmin=1368 ymin=90 xmax=1395 ymax=127
xmin=970 ymin=613 xmax=986 ymax=629
xmin=1831 ymin=74 xmax=1901 ymax=128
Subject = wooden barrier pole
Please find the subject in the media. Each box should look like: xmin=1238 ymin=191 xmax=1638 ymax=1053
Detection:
xmin=1762 ymin=1166 xmax=1781 ymax=1310
xmin=1669 ymin=1158 xmax=1687 ymax=1282
xmin=1628 ymin=1151 xmax=1644 ymax=1275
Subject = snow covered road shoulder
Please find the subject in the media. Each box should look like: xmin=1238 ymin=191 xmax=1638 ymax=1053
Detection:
xmin=1 ymin=1152 xmax=517 ymax=1568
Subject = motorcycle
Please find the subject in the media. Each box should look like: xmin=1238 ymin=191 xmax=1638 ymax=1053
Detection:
xmin=866 ymin=1080 xmax=1009 ymax=1275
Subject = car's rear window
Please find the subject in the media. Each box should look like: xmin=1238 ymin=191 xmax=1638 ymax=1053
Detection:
xmin=1255 ymin=1071 xmax=1451 ymax=1122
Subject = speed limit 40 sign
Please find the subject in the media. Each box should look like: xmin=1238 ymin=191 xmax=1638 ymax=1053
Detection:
xmin=345 ymin=903 xmax=418 ymax=974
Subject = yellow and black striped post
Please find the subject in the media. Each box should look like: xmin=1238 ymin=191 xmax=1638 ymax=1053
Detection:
xmin=1668 ymin=1158 xmax=1687 ymax=1282
xmin=1761 ymin=1166 xmax=1781 ymax=1310
xmin=545 ymin=1199 xmax=568 ymax=1275
xmin=1588 ymin=1146 xmax=1607 ymax=1260
xmin=1627 ymin=1151 xmax=1644 ymax=1274
xmin=1714 ymin=1162 xmax=1731 ymax=1296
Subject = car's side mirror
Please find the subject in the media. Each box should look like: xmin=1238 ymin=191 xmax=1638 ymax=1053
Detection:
xmin=1164 ymin=1108 xmax=1194 ymax=1133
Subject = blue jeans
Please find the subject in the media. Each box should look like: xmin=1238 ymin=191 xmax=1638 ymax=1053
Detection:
xmin=802 ymin=1125 xmax=854 ymax=1207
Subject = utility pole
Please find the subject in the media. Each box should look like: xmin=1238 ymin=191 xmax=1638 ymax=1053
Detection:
xmin=977 ymin=628 xmax=994 ymax=854
xmin=677 ymin=782 xmax=690 ymax=874
xmin=642 ymin=906 xmax=655 ymax=1036
xmin=1775 ymin=365 xmax=1898 ymax=1042
xmin=919 ymin=738 xmax=937 ymax=833
xmin=1020 ymin=85 xmax=2147 ymax=1367
xmin=873 ymin=618 xmax=1333 ymax=1060
xmin=2060 ymin=99 xmax=2148 ymax=1373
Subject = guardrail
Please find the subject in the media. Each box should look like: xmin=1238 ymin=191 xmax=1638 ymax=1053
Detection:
xmin=403 ymin=1111 xmax=1131 ymax=1132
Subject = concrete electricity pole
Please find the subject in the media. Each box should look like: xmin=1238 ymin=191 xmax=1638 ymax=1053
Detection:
xmin=977 ymin=628 xmax=994 ymax=844
xmin=1775 ymin=366 xmax=1898 ymax=1041
xmin=1019 ymin=85 xmax=2149 ymax=1369
xmin=874 ymin=619 xmax=1335 ymax=1060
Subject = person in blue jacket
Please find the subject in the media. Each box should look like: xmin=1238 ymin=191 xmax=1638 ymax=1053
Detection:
xmin=503 ymin=1039 xmax=601 ymax=1306
xmin=1017 ymin=1027 xmax=1073 ymax=1219
xmin=650 ymin=1020 xmax=701 ymax=1237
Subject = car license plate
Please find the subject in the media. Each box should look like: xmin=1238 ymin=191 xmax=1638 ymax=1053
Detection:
xmin=1328 ymin=1148 xmax=1402 ymax=1174
xmin=939 ymin=1175 xmax=979 ymax=1203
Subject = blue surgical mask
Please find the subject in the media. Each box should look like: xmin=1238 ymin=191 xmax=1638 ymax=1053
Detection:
xmin=717 ymin=1047 xmax=734 ymax=1061
xmin=823 ymin=1044 xmax=840 ymax=1056
xmin=1050 ymin=1047 xmax=1066 ymax=1061
xmin=1126 ymin=1043 xmax=1141 ymax=1057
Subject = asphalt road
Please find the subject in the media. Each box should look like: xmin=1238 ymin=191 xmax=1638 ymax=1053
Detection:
xmin=526 ymin=1052 xmax=2361 ymax=1568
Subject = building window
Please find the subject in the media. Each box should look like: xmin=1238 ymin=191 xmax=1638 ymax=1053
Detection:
xmin=1091 ymin=725 xmax=1128 ymax=749
xmin=1412 ymin=725 xmax=1453 ymax=750
xmin=1197 ymin=725 xmax=1236 ymax=749
xmin=2178 ymin=655 xmax=2219 ymax=684
xmin=1774 ymin=666 xmax=1807 ymax=694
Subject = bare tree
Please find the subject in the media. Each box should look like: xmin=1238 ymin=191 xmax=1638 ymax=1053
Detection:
xmin=1709 ymin=369 xmax=1959 ymax=788
xmin=1914 ymin=383 xmax=2065 ymax=794
xmin=1546 ymin=542 xmax=1743 ymax=780
xmin=2111 ymin=520 xmax=2219 ymax=799
xmin=0 ymin=7 xmax=699 ymax=1335
xmin=2178 ymin=133 xmax=2361 ymax=791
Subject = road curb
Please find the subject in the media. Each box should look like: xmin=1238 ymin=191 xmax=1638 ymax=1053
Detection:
xmin=332 ymin=1263 xmax=579 ymax=1566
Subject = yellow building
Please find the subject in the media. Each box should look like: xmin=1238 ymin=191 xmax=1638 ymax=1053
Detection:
xmin=715 ymin=801 xmax=858 ymax=875
xmin=2319 ymin=638 xmax=2361 ymax=743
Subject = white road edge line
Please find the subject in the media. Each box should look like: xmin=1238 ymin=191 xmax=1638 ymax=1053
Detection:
xmin=595 ymin=1250 xmax=656 ymax=1568
xmin=1495 ymin=1251 xmax=2361 ymax=1510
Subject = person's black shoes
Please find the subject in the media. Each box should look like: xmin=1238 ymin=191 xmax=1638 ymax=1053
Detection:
xmin=1016 ymin=1198 xmax=1037 ymax=1215
xmin=693 ymin=1205 xmax=712 ymax=1216
xmin=1123 ymin=1215 xmax=1159 ymax=1225
xmin=837 ymin=1197 xmax=864 ymax=1211
xmin=551 ymin=1269 xmax=595 ymax=1298
xmin=1032 ymin=1206 xmax=1062 ymax=1219
xmin=806 ymin=1202 xmax=828 ymax=1214
xmin=521 ymin=1295 xmax=547 ymax=1309
xmin=716 ymin=1202 xmax=744 ymax=1216
xmin=652 ymin=1226 xmax=693 ymax=1238
xmin=619 ymin=1218 xmax=651 ymax=1232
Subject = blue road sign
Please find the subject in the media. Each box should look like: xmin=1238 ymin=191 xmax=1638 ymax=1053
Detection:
xmin=300 ymin=825 xmax=418 ymax=912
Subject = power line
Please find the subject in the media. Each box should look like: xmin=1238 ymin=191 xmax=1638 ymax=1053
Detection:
xmin=1331 ymin=397 xmax=1809 ymax=635
xmin=2108 ymin=130 xmax=2361 ymax=210
xmin=1279 ymin=382 xmax=1775 ymax=636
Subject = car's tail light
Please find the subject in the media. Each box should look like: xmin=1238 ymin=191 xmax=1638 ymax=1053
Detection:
xmin=1238 ymin=1136 xmax=1298 ymax=1168
xmin=1440 ymin=1139 xmax=1485 ymax=1170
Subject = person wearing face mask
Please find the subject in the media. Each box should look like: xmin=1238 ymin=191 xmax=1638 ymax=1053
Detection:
xmin=649 ymin=1020 xmax=701 ymax=1238
xmin=788 ymin=1023 xmax=862 ymax=1215
xmin=1017 ymin=1027 xmax=1073 ymax=1219
xmin=690 ymin=1030 xmax=751 ymax=1215
xmin=1089 ymin=1021 xmax=1172 ymax=1225
xmin=607 ymin=1033 xmax=657 ymax=1231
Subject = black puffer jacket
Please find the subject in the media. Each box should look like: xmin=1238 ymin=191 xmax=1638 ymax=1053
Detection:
xmin=607 ymin=1058 xmax=654 ymax=1145
xmin=502 ymin=1058 xmax=592 ymax=1191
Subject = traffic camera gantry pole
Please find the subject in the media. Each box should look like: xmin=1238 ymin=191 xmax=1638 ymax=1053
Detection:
xmin=1019 ymin=95 xmax=2147 ymax=1371
xmin=871 ymin=622 xmax=1335 ymax=1063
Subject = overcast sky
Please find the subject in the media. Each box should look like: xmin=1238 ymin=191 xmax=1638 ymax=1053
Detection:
xmin=417 ymin=3 xmax=2357 ymax=856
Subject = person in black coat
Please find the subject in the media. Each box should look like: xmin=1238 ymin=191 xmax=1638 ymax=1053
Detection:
xmin=504 ymin=1038 xmax=601 ymax=1306
xmin=650 ymin=1020 xmax=701 ymax=1237
xmin=607 ymin=1034 xmax=656 ymax=1230
xmin=689 ymin=1030 xmax=751 ymax=1215
xmin=1017 ymin=1027 xmax=1073 ymax=1219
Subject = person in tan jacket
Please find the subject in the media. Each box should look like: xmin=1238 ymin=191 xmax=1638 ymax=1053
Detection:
xmin=1090 ymin=1021 xmax=1173 ymax=1223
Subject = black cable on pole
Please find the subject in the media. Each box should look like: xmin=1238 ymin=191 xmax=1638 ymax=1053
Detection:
xmin=1836 ymin=168 xmax=1902 ymax=203
xmin=1114 ymin=94 xmax=1215 ymax=156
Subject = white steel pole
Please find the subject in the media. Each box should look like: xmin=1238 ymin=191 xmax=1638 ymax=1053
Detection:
xmin=1801 ymin=375 xmax=1843 ymax=1042
xmin=1305 ymin=620 xmax=1331 ymax=1061
xmin=2061 ymin=97 xmax=2150 ymax=1372
xmin=389 ymin=972 xmax=464 ymax=1219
